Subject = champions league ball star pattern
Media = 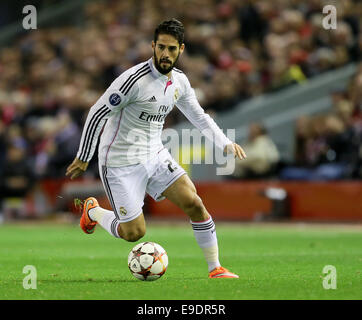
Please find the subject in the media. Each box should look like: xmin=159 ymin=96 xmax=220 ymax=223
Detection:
xmin=128 ymin=242 xmax=168 ymax=281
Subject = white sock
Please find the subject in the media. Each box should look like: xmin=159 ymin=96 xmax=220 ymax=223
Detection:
xmin=191 ymin=216 xmax=221 ymax=272
xmin=89 ymin=207 xmax=121 ymax=238
xmin=88 ymin=206 xmax=111 ymax=222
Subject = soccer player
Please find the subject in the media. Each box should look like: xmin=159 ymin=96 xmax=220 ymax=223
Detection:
xmin=66 ymin=19 xmax=246 ymax=278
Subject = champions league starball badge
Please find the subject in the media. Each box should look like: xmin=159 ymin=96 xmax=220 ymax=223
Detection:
xmin=109 ymin=93 xmax=122 ymax=106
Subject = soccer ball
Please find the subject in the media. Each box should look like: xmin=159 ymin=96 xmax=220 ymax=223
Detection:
xmin=128 ymin=242 xmax=168 ymax=281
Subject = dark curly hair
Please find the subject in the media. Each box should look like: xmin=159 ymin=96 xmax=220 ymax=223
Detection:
xmin=154 ymin=19 xmax=184 ymax=46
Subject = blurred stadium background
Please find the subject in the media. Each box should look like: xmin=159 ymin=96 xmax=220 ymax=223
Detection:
xmin=0 ymin=0 xmax=361 ymax=224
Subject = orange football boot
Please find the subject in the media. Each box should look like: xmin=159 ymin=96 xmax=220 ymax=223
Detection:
xmin=209 ymin=266 xmax=239 ymax=279
xmin=75 ymin=197 xmax=99 ymax=234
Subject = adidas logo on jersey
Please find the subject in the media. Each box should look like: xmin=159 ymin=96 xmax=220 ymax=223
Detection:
xmin=148 ymin=96 xmax=157 ymax=102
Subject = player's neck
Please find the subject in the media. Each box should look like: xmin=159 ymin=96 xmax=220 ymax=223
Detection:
xmin=152 ymin=57 xmax=172 ymax=79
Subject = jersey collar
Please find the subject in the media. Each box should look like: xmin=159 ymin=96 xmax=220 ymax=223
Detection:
xmin=148 ymin=57 xmax=173 ymax=82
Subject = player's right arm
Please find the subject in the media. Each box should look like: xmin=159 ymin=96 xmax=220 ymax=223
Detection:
xmin=66 ymin=70 xmax=139 ymax=179
xmin=65 ymin=90 xmax=122 ymax=180
xmin=65 ymin=157 xmax=89 ymax=180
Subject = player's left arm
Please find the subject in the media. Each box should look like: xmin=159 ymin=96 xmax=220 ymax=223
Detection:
xmin=224 ymin=142 xmax=247 ymax=160
xmin=175 ymin=77 xmax=246 ymax=160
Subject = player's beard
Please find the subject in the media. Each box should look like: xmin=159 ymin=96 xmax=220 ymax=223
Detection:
xmin=153 ymin=51 xmax=180 ymax=75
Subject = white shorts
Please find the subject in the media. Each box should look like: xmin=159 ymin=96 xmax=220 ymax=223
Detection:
xmin=99 ymin=148 xmax=186 ymax=222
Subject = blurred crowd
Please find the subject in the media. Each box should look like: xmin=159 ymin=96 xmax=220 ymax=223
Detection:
xmin=0 ymin=0 xmax=362 ymax=209
xmin=280 ymin=63 xmax=362 ymax=180
xmin=232 ymin=63 xmax=362 ymax=180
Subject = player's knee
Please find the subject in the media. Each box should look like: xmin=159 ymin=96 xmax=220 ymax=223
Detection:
xmin=182 ymin=193 xmax=204 ymax=214
xmin=122 ymin=227 xmax=146 ymax=242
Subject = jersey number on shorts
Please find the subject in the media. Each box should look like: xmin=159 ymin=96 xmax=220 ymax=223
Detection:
xmin=165 ymin=159 xmax=177 ymax=173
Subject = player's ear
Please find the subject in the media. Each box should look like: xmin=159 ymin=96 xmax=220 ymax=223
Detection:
xmin=179 ymin=43 xmax=185 ymax=54
xmin=152 ymin=41 xmax=155 ymax=50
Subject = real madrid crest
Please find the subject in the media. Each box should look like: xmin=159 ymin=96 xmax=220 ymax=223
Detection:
xmin=174 ymin=88 xmax=179 ymax=101
xmin=119 ymin=206 xmax=127 ymax=216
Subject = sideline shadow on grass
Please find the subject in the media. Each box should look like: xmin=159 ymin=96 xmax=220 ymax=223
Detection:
xmin=10 ymin=278 xmax=136 ymax=284
xmin=38 ymin=276 xmax=207 ymax=283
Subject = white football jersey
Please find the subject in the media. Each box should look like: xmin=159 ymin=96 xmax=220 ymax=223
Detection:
xmin=76 ymin=57 xmax=233 ymax=167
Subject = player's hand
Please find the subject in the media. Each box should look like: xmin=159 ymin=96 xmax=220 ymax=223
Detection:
xmin=224 ymin=143 xmax=247 ymax=160
xmin=66 ymin=157 xmax=89 ymax=180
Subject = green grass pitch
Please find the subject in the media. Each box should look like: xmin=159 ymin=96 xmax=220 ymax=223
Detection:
xmin=0 ymin=222 xmax=361 ymax=300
